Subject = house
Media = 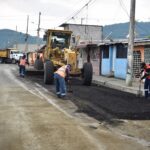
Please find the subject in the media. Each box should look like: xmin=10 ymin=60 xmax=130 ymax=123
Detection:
xmin=12 ymin=44 xmax=44 ymax=65
xmin=99 ymin=38 xmax=150 ymax=79
xmin=60 ymin=23 xmax=103 ymax=47
xmin=77 ymin=42 xmax=100 ymax=75
xmin=26 ymin=45 xmax=45 ymax=65
xmin=60 ymin=23 xmax=102 ymax=75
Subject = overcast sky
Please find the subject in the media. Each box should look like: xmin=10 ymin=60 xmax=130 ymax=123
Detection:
xmin=0 ymin=0 xmax=150 ymax=37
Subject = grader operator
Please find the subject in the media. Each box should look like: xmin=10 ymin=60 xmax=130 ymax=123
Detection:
xmin=36 ymin=29 xmax=93 ymax=86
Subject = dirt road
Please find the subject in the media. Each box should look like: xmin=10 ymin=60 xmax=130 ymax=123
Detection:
xmin=0 ymin=64 xmax=150 ymax=150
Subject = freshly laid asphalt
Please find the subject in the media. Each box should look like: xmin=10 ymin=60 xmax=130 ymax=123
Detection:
xmin=90 ymin=75 xmax=150 ymax=120
xmin=25 ymin=66 xmax=150 ymax=120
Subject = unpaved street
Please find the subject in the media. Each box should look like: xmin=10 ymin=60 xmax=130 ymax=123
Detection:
xmin=0 ymin=64 xmax=150 ymax=150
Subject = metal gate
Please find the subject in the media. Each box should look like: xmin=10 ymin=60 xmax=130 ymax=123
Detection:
xmin=133 ymin=51 xmax=141 ymax=78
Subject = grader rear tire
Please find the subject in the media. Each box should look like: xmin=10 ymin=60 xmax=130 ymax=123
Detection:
xmin=44 ymin=60 xmax=54 ymax=84
xmin=82 ymin=62 xmax=93 ymax=86
xmin=34 ymin=59 xmax=44 ymax=70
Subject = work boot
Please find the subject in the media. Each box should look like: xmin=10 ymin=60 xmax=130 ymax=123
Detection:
xmin=61 ymin=95 xmax=68 ymax=100
xmin=57 ymin=94 xmax=61 ymax=98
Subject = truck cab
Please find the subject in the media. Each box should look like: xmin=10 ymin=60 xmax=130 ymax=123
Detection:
xmin=10 ymin=50 xmax=24 ymax=63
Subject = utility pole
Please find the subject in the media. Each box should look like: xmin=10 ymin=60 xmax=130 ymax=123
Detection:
xmin=126 ymin=0 xmax=136 ymax=86
xmin=37 ymin=12 xmax=41 ymax=51
xmin=25 ymin=15 xmax=29 ymax=53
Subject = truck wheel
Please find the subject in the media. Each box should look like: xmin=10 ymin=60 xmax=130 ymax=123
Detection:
xmin=34 ymin=59 xmax=43 ymax=70
xmin=44 ymin=60 xmax=54 ymax=84
xmin=82 ymin=62 xmax=93 ymax=86
xmin=12 ymin=59 xmax=16 ymax=64
xmin=0 ymin=58 xmax=3 ymax=63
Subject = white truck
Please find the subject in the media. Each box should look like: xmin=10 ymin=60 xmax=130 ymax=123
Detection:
xmin=10 ymin=50 xmax=24 ymax=64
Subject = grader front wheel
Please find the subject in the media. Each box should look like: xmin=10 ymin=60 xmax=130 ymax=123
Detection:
xmin=82 ymin=62 xmax=93 ymax=86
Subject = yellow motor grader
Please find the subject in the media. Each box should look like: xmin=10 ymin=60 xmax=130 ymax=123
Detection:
xmin=36 ymin=29 xmax=93 ymax=85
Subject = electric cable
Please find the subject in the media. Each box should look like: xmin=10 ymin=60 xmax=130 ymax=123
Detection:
xmin=119 ymin=0 xmax=129 ymax=17
xmin=58 ymin=0 xmax=94 ymax=26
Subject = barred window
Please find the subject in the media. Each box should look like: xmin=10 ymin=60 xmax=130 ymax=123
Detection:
xmin=116 ymin=44 xmax=127 ymax=58
xmin=133 ymin=51 xmax=141 ymax=78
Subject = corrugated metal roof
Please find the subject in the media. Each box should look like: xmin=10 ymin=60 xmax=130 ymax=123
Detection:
xmin=60 ymin=23 xmax=102 ymax=28
xmin=98 ymin=38 xmax=150 ymax=46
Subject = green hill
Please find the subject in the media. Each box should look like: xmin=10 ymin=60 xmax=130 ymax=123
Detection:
xmin=0 ymin=29 xmax=44 ymax=49
xmin=103 ymin=21 xmax=150 ymax=39
xmin=0 ymin=21 xmax=150 ymax=49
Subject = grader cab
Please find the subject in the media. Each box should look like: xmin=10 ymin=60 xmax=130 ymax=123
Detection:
xmin=40 ymin=29 xmax=93 ymax=85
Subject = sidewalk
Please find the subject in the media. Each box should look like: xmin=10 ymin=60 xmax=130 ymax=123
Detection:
xmin=92 ymin=75 xmax=144 ymax=96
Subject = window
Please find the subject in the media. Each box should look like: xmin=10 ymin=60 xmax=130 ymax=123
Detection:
xmin=72 ymin=36 xmax=76 ymax=43
xmin=116 ymin=44 xmax=127 ymax=58
xmin=102 ymin=46 xmax=109 ymax=58
xmin=144 ymin=47 xmax=150 ymax=64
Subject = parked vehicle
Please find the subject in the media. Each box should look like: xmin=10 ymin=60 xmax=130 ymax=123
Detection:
xmin=35 ymin=29 xmax=93 ymax=85
xmin=0 ymin=49 xmax=12 ymax=63
xmin=0 ymin=49 xmax=23 ymax=64
xmin=10 ymin=50 xmax=23 ymax=64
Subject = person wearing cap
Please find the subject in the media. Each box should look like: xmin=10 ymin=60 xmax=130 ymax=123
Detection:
xmin=140 ymin=62 xmax=150 ymax=99
xmin=54 ymin=64 xmax=71 ymax=98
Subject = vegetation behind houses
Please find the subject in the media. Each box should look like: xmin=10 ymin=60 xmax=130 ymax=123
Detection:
xmin=0 ymin=21 xmax=150 ymax=49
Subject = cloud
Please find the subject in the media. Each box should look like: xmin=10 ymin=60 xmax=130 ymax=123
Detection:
xmin=0 ymin=0 xmax=150 ymax=36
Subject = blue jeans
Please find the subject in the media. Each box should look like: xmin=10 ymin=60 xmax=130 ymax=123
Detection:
xmin=20 ymin=65 xmax=25 ymax=76
xmin=54 ymin=73 xmax=66 ymax=97
xmin=144 ymin=78 xmax=150 ymax=98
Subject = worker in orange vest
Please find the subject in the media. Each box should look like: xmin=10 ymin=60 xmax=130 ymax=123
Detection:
xmin=140 ymin=62 xmax=150 ymax=99
xmin=54 ymin=64 xmax=71 ymax=98
xmin=19 ymin=54 xmax=27 ymax=77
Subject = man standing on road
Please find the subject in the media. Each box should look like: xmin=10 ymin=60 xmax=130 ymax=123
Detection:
xmin=54 ymin=64 xmax=71 ymax=98
xmin=19 ymin=54 xmax=27 ymax=77
xmin=140 ymin=62 xmax=150 ymax=99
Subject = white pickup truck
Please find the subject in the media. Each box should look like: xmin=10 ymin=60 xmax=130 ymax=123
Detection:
xmin=10 ymin=50 xmax=24 ymax=64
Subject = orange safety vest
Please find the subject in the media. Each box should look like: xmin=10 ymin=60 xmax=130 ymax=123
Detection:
xmin=145 ymin=64 xmax=150 ymax=79
xmin=55 ymin=65 xmax=67 ymax=78
xmin=20 ymin=59 xmax=26 ymax=66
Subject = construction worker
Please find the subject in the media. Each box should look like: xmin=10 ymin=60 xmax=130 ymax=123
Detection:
xmin=19 ymin=54 xmax=27 ymax=77
xmin=140 ymin=62 xmax=150 ymax=99
xmin=54 ymin=64 xmax=71 ymax=98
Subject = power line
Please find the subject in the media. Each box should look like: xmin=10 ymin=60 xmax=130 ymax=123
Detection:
xmin=119 ymin=0 xmax=129 ymax=17
xmin=58 ymin=0 xmax=95 ymax=26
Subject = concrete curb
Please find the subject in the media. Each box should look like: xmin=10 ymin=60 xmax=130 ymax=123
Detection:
xmin=92 ymin=78 xmax=144 ymax=96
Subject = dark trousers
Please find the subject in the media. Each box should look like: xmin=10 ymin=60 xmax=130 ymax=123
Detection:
xmin=144 ymin=78 xmax=150 ymax=98
xmin=20 ymin=65 xmax=25 ymax=76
